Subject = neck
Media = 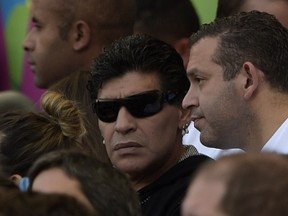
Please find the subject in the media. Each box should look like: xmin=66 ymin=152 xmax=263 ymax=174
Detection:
xmin=130 ymin=145 xmax=186 ymax=191
xmin=244 ymin=91 xmax=288 ymax=152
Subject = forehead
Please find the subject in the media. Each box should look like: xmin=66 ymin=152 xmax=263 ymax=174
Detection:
xmin=183 ymin=175 xmax=227 ymax=216
xmin=187 ymin=37 xmax=220 ymax=74
xmin=32 ymin=168 xmax=80 ymax=192
xmin=32 ymin=167 xmax=94 ymax=210
xmin=97 ymin=71 xmax=161 ymax=98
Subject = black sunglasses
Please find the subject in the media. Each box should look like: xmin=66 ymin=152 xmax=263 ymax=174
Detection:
xmin=92 ymin=90 xmax=179 ymax=123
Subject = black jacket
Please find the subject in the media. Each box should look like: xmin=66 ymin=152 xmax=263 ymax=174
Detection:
xmin=138 ymin=154 xmax=212 ymax=216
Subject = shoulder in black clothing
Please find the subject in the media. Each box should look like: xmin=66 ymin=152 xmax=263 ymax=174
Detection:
xmin=139 ymin=154 xmax=212 ymax=216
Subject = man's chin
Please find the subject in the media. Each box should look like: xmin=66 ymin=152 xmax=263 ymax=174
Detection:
xmin=34 ymin=78 xmax=49 ymax=89
xmin=199 ymin=131 xmax=215 ymax=148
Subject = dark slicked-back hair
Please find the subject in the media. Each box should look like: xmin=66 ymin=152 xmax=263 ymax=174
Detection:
xmin=190 ymin=11 xmax=288 ymax=92
xmin=88 ymin=34 xmax=189 ymax=103
xmin=134 ymin=0 xmax=200 ymax=44
xmin=28 ymin=151 xmax=142 ymax=216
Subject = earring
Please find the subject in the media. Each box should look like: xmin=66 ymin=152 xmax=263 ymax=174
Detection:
xmin=182 ymin=123 xmax=189 ymax=136
xmin=102 ymin=140 xmax=105 ymax=145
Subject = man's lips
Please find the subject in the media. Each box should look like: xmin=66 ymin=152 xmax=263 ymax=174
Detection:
xmin=27 ymin=61 xmax=36 ymax=72
xmin=27 ymin=59 xmax=35 ymax=65
xmin=114 ymin=142 xmax=142 ymax=151
xmin=191 ymin=116 xmax=204 ymax=130
xmin=191 ymin=116 xmax=203 ymax=122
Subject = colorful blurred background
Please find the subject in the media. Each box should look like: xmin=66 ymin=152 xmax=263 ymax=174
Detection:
xmin=0 ymin=0 xmax=217 ymax=107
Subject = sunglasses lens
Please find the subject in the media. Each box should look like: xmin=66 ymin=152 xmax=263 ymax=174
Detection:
xmin=126 ymin=92 xmax=163 ymax=117
xmin=93 ymin=90 xmax=176 ymax=123
xmin=93 ymin=100 xmax=120 ymax=123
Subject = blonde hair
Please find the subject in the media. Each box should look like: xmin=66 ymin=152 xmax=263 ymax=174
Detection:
xmin=47 ymin=71 xmax=110 ymax=164
xmin=0 ymin=91 xmax=88 ymax=176
xmin=41 ymin=91 xmax=86 ymax=139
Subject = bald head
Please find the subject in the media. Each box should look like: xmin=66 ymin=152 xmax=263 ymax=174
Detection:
xmin=50 ymin=0 xmax=136 ymax=43
xmin=217 ymin=0 xmax=288 ymax=28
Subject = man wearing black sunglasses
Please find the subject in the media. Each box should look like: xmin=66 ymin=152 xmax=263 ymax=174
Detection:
xmin=88 ymin=34 xmax=211 ymax=216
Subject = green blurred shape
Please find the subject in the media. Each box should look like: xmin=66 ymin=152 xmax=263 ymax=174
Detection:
xmin=191 ymin=0 xmax=218 ymax=24
xmin=5 ymin=4 xmax=29 ymax=90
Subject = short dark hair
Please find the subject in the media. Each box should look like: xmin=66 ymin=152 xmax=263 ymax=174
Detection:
xmin=134 ymin=0 xmax=200 ymax=44
xmin=88 ymin=34 xmax=189 ymax=103
xmin=190 ymin=11 xmax=288 ymax=92
xmin=28 ymin=151 xmax=142 ymax=216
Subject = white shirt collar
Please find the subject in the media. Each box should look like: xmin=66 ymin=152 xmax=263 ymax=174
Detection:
xmin=262 ymin=118 xmax=288 ymax=154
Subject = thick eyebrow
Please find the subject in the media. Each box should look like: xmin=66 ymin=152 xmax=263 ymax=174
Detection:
xmin=186 ymin=68 xmax=202 ymax=77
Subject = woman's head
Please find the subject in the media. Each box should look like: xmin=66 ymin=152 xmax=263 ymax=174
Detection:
xmin=48 ymin=70 xmax=110 ymax=163
xmin=0 ymin=190 xmax=98 ymax=216
xmin=0 ymin=91 xmax=87 ymax=179
xmin=28 ymin=151 xmax=142 ymax=216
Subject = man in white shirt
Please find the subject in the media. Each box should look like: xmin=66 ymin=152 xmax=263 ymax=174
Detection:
xmin=183 ymin=11 xmax=288 ymax=154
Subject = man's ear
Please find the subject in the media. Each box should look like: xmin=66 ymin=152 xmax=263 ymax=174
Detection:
xmin=240 ymin=62 xmax=260 ymax=100
xmin=173 ymin=38 xmax=190 ymax=68
xmin=178 ymin=107 xmax=192 ymax=130
xmin=71 ymin=21 xmax=91 ymax=51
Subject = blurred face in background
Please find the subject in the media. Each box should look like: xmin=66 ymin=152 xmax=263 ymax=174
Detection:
xmin=32 ymin=167 xmax=93 ymax=210
xmin=23 ymin=0 xmax=80 ymax=88
xmin=240 ymin=0 xmax=288 ymax=28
